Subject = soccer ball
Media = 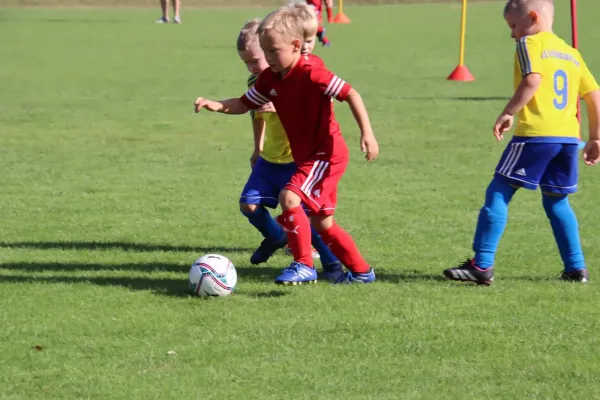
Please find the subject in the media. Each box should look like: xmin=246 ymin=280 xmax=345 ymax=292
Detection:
xmin=189 ymin=254 xmax=237 ymax=297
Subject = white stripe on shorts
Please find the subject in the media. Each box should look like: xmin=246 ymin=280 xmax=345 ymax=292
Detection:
xmin=498 ymin=142 xmax=525 ymax=175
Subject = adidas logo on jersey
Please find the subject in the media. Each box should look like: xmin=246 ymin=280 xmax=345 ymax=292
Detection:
xmin=269 ymin=89 xmax=277 ymax=96
xmin=514 ymin=168 xmax=526 ymax=176
xmin=313 ymin=189 xmax=321 ymax=198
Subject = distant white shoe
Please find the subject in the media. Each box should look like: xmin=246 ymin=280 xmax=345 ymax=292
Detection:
xmin=174 ymin=16 xmax=181 ymax=24
xmin=155 ymin=17 xmax=169 ymax=24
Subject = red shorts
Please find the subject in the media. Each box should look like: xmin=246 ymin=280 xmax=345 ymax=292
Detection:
xmin=285 ymin=158 xmax=348 ymax=216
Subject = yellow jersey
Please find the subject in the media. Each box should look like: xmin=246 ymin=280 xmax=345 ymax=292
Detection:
xmin=513 ymin=31 xmax=599 ymax=139
xmin=247 ymin=75 xmax=294 ymax=164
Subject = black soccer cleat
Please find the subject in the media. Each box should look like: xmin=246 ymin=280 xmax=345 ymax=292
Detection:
xmin=250 ymin=235 xmax=288 ymax=265
xmin=443 ymin=258 xmax=494 ymax=286
xmin=560 ymin=268 xmax=589 ymax=283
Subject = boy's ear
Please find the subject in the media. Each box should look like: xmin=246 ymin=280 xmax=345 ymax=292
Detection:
xmin=528 ymin=10 xmax=540 ymax=23
xmin=292 ymin=38 xmax=302 ymax=52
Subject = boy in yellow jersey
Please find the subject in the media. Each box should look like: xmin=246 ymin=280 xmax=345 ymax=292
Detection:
xmin=236 ymin=17 xmax=343 ymax=280
xmin=444 ymin=0 xmax=600 ymax=285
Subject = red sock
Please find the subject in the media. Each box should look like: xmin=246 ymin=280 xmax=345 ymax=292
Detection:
xmin=326 ymin=7 xmax=333 ymax=20
xmin=319 ymin=223 xmax=370 ymax=273
xmin=276 ymin=206 xmax=314 ymax=267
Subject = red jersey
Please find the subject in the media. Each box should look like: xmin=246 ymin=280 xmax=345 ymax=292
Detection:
xmin=306 ymin=0 xmax=322 ymax=11
xmin=240 ymin=55 xmax=352 ymax=164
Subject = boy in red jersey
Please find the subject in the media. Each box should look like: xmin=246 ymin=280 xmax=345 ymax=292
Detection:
xmin=194 ymin=6 xmax=379 ymax=285
xmin=303 ymin=0 xmax=331 ymax=46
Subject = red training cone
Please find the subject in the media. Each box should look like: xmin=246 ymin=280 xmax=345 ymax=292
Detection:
xmin=447 ymin=65 xmax=475 ymax=81
xmin=333 ymin=12 xmax=351 ymax=24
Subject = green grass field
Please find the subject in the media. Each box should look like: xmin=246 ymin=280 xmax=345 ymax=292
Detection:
xmin=2 ymin=3 xmax=600 ymax=399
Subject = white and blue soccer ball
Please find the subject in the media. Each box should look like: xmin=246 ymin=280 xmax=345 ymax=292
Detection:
xmin=189 ymin=254 xmax=237 ymax=297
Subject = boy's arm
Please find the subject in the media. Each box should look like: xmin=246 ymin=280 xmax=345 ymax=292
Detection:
xmin=345 ymin=88 xmax=379 ymax=161
xmin=309 ymin=67 xmax=379 ymax=161
xmin=493 ymin=73 xmax=542 ymax=141
xmin=194 ymin=97 xmax=249 ymax=114
xmin=583 ymin=90 xmax=600 ymax=141
xmin=494 ymin=36 xmax=544 ymax=140
xmin=582 ymin=89 xmax=600 ymax=165
xmin=251 ymin=117 xmax=266 ymax=167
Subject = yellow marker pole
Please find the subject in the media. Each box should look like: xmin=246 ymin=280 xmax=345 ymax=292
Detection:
xmin=447 ymin=0 xmax=475 ymax=81
xmin=458 ymin=0 xmax=467 ymax=66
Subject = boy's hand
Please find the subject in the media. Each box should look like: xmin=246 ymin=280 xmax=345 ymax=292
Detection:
xmin=194 ymin=97 xmax=220 ymax=113
xmin=360 ymin=133 xmax=379 ymax=161
xmin=583 ymin=140 xmax=600 ymax=165
xmin=493 ymin=114 xmax=513 ymax=141
xmin=257 ymin=102 xmax=276 ymax=113
xmin=250 ymin=150 xmax=260 ymax=168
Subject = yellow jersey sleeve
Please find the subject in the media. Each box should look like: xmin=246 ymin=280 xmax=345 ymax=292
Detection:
xmin=579 ymin=57 xmax=600 ymax=96
xmin=516 ymin=35 xmax=543 ymax=76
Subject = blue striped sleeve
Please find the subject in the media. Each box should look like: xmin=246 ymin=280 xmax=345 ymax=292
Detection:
xmin=516 ymin=37 xmax=532 ymax=76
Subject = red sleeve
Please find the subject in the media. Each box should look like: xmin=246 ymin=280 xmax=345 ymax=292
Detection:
xmin=240 ymin=73 xmax=271 ymax=110
xmin=309 ymin=67 xmax=352 ymax=102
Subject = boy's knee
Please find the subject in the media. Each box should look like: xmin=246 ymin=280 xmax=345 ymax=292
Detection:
xmin=278 ymin=189 xmax=301 ymax=210
xmin=310 ymin=215 xmax=333 ymax=232
xmin=240 ymin=203 xmax=259 ymax=213
xmin=542 ymin=192 xmax=568 ymax=215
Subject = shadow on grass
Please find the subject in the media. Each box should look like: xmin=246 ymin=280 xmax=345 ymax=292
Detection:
xmin=376 ymin=269 xmax=446 ymax=283
xmin=0 ymin=241 xmax=253 ymax=254
xmin=0 ymin=263 xmax=286 ymax=297
xmin=397 ymin=96 xmax=511 ymax=102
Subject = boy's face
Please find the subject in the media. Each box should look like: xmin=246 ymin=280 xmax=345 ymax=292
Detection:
xmin=259 ymin=29 xmax=301 ymax=74
xmin=301 ymin=34 xmax=316 ymax=56
xmin=238 ymin=46 xmax=269 ymax=75
xmin=505 ymin=9 xmax=539 ymax=41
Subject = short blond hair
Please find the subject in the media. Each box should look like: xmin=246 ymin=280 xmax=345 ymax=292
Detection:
xmin=258 ymin=6 xmax=304 ymax=43
xmin=237 ymin=18 xmax=261 ymax=51
xmin=504 ymin=0 xmax=554 ymax=18
xmin=285 ymin=0 xmax=319 ymax=38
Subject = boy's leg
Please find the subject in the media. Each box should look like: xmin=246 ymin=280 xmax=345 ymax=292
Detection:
xmin=240 ymin=158 xmax=287 ymax=265
xmin=542 ymin=194 xmax=586 ymax=279
xmin=445 ymin=140 xmax=562 ymax=284
xmin=173 ymin=0 xmax=181 ymax=23
xmin=540 ymin=143 xmax=588 ymax=282
xmin=310 ymin=225 xmax=343 ymax=281
xmin=325 ymin=0 xmax=334 ymax=23
xmin=472 ymin=177 xmax=517 ymax=268
xmin=313 ymin=216 xmax=374 ymax=283
xmin=316 ymin=26 xmax=331 ymax=46
xmin=157 ymin=0 xmax=169 ymax=22
xmin=443 ymin=177 xmax=516 ymax=285
xmin=274 ymin=190 xmax=317 ymax=285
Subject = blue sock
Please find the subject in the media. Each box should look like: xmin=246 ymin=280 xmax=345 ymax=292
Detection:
xmin=472 ymin=177 xmax=517 ymax=269
xmin=310 ymin=226 xmax=340 ymax=265
xmin=542 ymin=194 xmax=585 ymax=272
xmin=241 ymin=206 xmax=285 ymax=242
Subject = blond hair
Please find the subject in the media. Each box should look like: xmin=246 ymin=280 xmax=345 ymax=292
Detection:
xmin=285 ymin=0 xmax=319 ymax=38
xmin=504 ymin=0 xmax=554 ymax=18
xmin=237 ymin=18 xmax=261 ymax=51
xmin=258 ymin=6 xmax=304 ymax=43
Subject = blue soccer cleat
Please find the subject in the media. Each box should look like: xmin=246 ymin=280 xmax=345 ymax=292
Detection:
xmin=274 ymin=262 xmax=318 ymax=285
xmin=250 ymin=235 xmax=288 ymax=265
xmin=320 ymin=261 xmax=344 ymax=282
xmin=334 ymin=267 xmax=376 ymax=284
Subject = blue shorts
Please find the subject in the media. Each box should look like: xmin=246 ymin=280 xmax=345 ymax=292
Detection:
xmin=494 ymin=137 xmax=579 ymax=194
xmin=239 ymin=157 xmax=296 ymax=208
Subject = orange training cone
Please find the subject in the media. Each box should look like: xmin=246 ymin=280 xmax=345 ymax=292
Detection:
xmin=333 ymin=0 xmax=351 ymax=23
xmin=447 ymin=65 xmax=475 ymax=81
xmin=333 ymin=12 xmax=351 ymax=23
